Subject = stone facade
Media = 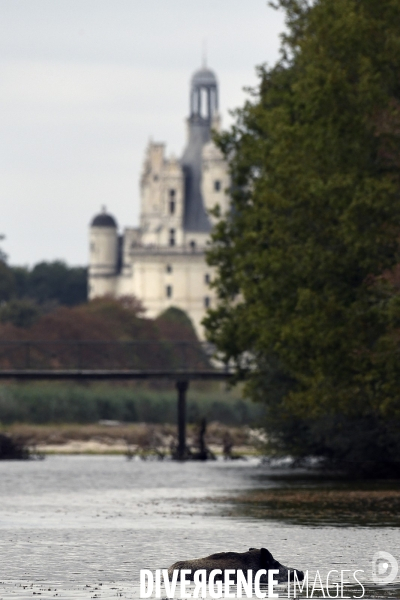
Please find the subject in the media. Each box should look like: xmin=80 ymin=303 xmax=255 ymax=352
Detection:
xmin=88 ymin=66 xmax=230 ymax=338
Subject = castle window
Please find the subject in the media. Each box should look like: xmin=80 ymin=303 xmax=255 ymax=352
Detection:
xmin=214 ymin=180 xmax=221 ymax=192
xmin=153 ymin=175 xmax=159 ymax=182
xmin=205 ymin=273 xmax=210 ymax=284
xmin=169 ymin=229 xmax=175 ymax=246
xmin=90 ymin=242 xmax=96 ymax=252
xmin=166 ymin=264 xmax=172 ymax=273
xmin=169 ymin=190 xmax=176 ymax=215
xmin=204 ymin=296 xmax=210 ymax=308
xmin=166 ymin=285 xmax=173 ymax=298
xmin=190 ymin=240 xmax=196 ymax=251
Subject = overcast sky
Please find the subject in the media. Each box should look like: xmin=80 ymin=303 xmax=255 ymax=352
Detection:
xmin=0 ymin=0 xmax=285 ymax=267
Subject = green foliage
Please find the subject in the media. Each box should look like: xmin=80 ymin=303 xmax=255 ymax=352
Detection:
xmin=0 ymin=260 xmax=87 ymax=321
xmin=0 ymin=261 xmax=15 ymax=302
xmin=155 ymin=307 xmax=199 ymax=341
xmin=0 ymin=299 xmax=40 ymax=328
xmin=0 ymin=234 xmax=7 ymax=263
xmin=0 ymin=297 xmax=209 ymax=372
xmin=11 ymin=266 xmax=30 ymax=298
xmin=11 ymin=261 xmax=87 ymax=306
xmin=0 ymin=383 xmax=262 ymax=426
xmin=205 ymin=0 xmax=400 ymax=474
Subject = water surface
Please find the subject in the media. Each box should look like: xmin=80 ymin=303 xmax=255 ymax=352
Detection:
xmin=0 ymin=456 xmax=398 ymax=599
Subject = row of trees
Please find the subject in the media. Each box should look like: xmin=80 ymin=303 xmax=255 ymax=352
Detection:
xmin=205 ymin=0 xmax=400 ymax=475
xmin=0 ymin=297 xmax=205 ymax=371
xmin=0 ymin=259 xmax=87 ymax=327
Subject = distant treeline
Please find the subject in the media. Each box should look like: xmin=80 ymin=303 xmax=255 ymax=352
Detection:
xmin=0 ymin=262 xmax=252 ymax=425
xmin=0 ymin=254 xmax=253 ymax=427
xmin=0 ymin=384 xmax=261 ymax=426
xmin=0 ymin=295 xmax=209 ymax=371
xmin=0 ymin=260 xmax=87 ymax=327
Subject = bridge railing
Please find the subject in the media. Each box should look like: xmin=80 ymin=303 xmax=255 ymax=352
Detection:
xmin=0 ymin=340 xmax=226 ymax=373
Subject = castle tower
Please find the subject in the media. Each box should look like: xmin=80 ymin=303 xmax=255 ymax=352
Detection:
xmin=87 ymin=65 xmax=229 ymax=337
xmin=181 ymin=66 xmax=219 ymax=233
xmin=139 ymin=143 xmax=185 ymax=247
xmin=88 ymin=208 xmax=119 ymax=298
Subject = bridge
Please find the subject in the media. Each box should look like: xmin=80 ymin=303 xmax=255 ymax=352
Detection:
xmin=0 ymin=340 xmax=234 ymax=459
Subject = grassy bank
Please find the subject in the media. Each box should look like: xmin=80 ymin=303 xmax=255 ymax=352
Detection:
xmin=0 ymin=381 xmax=264 ymax=426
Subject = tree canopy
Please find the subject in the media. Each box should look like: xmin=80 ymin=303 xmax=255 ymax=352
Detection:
xmin=0 ymin=260 xmax=87 ymax=326
xmin=0 ymin=261 xmax=16 ymax=303
xmin=12 ymin=261 xmax=87 ymax=307
xmin=204 ymin=0 xmax=400 ymax=474
xmin=0 ymin=297 xmax=204 ymax=372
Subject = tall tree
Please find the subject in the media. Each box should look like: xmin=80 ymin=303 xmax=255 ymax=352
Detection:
xmin=205 ymin=0 xmax=400 ymax=474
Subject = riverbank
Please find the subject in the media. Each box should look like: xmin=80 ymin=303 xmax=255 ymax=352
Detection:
xmin=1 ymin=422 xmax=266 ymax=456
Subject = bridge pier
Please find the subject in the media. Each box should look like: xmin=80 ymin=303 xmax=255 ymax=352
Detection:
xmin=176 ymin=380 xmax=189 ymax=460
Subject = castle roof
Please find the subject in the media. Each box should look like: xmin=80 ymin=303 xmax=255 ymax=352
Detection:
xmin=91 ymin=211 xmax=117 ymax=228
xmin=191 ymin=67 xmax=217 ymax=87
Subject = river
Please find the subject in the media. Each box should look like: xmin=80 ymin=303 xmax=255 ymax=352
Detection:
xmin=0 ymin=456 xmax=398 ymax=599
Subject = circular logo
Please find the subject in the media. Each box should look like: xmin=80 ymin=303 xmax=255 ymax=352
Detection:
xmin=372 ymin=551 xmax=398 ymax=585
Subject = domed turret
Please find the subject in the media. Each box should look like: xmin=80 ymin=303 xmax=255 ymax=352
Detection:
xmin=189 ymin=66 xmax=218 ymax=123
xmin=191 ymin=67 xmax=217 ymax=87
xmin=91 ymin=212 xmax=117 ymax=228
xmin=89 ymin=207 xmax=118 ymax=279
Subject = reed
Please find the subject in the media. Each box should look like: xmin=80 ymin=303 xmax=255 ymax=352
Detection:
xmin=0 ymin=382 xmax=264 ymax=426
